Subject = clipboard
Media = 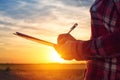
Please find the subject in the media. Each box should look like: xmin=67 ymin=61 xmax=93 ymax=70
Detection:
xmin=14 ymin=32 xmax=56 ymax=47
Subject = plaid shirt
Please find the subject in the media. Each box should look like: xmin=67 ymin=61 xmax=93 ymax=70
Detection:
xmin=81 ymin=0 xmax=120 ymax=80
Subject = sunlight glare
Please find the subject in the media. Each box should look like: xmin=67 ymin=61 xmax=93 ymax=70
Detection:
xmin=50 ymin=50 xmax=65 ymax=63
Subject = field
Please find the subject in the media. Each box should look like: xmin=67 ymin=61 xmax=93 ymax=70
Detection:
xmin=0 ymin=64 xmax=86 ymax=80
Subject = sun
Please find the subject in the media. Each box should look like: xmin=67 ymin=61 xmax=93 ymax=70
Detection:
xmin=49 ymin=49 xmax=65 ymax=63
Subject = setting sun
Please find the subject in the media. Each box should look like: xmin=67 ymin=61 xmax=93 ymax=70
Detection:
xmin=49 ymin=49 xmax=65 ymax=63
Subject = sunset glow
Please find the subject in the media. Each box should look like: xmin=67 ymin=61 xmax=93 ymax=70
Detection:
xmin=49 ymin=50 xmax=65 ymax=63
xmin=0 ymin=0 xmax=94 ymax=63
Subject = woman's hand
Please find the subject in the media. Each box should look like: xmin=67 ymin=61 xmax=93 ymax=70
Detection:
xmin=54 ymin=33 xmax=80 ymax=60
xmin=57 ymin=33 xmax=76 ymax=44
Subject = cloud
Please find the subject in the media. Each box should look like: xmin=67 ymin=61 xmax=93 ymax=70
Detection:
xmin=0 ymin=0 xmax=36 ymax=19
xmin=0 ymin=0 xmax=94 ymax=19
xmin=0 ymin=0 xmax=94 ymax=43
xmin=0 ymin=0 xmax=94 ymax=45
xmin=0 ymin=0 xmax=94 ymax=32
xmin=57 ymin=0 xmax=94 ymax=7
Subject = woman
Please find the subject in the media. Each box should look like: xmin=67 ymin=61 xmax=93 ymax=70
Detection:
xmin=55 ymin=0 xmax=120 ymax=80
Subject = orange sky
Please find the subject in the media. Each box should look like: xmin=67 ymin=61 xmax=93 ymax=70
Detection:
xmin=0 ymin=0 xmax=94 ymax=63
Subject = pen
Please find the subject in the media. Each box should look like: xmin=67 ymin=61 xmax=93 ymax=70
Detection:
xmin=67 ymin=23 xmax=78 ymax=34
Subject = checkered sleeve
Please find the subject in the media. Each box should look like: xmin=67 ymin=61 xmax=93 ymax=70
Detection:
xmin=80 ymin=30 xmax=120 ymax=60
xmin=96 ymin=30 xmax=120 ymax=57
